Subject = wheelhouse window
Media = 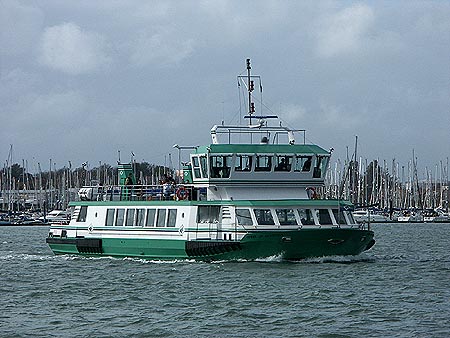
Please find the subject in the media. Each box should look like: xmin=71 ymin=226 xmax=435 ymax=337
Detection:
xmin=313 ymin=156 xmax=329 ymax=178
xmin=200 ymin=156 xmax=208 ymax=178
xmin=115 ymin=209 xmax=125 ymax=226
xmin=210 ymin=156 xmax=232 ymax=178
xmin=298 ymin=208 xmax=315 ymax=225
xmin=77 ymin=206 xmax=88 ymax=222
xmin=274 ymin=156 xmax=292 ymax=172
xmin=255 ymin=155 xmax=272 ymax=172
xmin=254 ymin=209 xmax=275 ymax=225
xmin=192 ymin=156 xmax=201 ymax=178
xmin=294 ymin=156 xmax=312 ymax=172
xmin=318 ymin=209 xmax=333 ymax=225
xmin=236 ymin=208 xmax=253 ymax=226
xmin=276 ymin=209 xmax=297 ymax=225
xmin=197 ymin=206 xmax=220 ymax=223
xmin=105 ymin=208 xmax=115 ymax=226
xmin=156 ymin=209 xmax=166 ymax=227
xmin=146 ymin=209 xmax=156 ymax=226
xmin=235 ymin=155 xmax=252 ymax=172
xmin=167 ymin=209 xmax=177 ymax=227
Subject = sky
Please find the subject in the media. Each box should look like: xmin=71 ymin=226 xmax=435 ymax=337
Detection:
xmin=1 ymin=0 xmax=450 ymax=177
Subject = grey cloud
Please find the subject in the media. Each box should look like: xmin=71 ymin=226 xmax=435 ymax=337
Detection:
xmin=38 ymin=22 xmax=111 ymax=75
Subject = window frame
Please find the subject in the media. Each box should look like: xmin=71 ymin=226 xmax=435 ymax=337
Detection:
xmin=236 ymin=208 xmax=254 ymax=226
xmin=235 ymin=155 xmax=253 ymax=172
xmin=254 ymin=208 xmax=275 ymax=225
xmin=156 ymin=209 xmax=167 ymax=227
xmin=255 ymin=155 xmax=273 ymax=172
xmin=275 ymin=208 xmax=298 ymax=225
xmin=146 ymin=208 xmax=156 ymax=227
xmin=77 ymin=206 xmax=88 ymax=222
xmin=115 ymin=208 xmax=125 ymax=226
xmin=105 ymin=208 xmax=115 ymax=226
xmin=298 ymin=208 xmax=315 ymax=225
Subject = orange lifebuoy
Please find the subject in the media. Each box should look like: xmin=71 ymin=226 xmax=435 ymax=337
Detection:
xmin=176 ymin=186 xmax=189 ymax=200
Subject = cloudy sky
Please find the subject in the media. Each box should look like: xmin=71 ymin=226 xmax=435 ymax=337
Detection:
xmin=1 ymin=0 xmax=449 ymax=176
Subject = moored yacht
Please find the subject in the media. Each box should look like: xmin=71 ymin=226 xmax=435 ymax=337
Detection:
xmin=352 ymin=209 xmax=390 ymax=223
xmin=46 ymin=60 xmax=375 ymax=261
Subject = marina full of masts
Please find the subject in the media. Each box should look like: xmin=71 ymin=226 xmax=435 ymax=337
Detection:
xmin=2 ymin=154 xmax=449 ymax=224
xmin=0 ymin=156 xmax=173 ymax=224
xmin=323 ymin=155 xmax=450 ymax=222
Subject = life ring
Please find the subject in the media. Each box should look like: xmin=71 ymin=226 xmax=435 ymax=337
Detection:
xmin=176 ymin=186 xmax=189 ymax=200
xmin=306 ymin=187 xmax=318 ymax=199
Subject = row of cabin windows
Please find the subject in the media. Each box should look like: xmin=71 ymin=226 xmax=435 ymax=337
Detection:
xmin=192 ymin=154 xmax=329 ymax=179
xmin=78 ymin=205 xmax=221 ymax=227
xmin=76 ymin=205 xmax=351 ymax=227
xmin=106 ymin=208 xmax=177 ymax=227
xmin=235 ymin=208 xmax=351 ymax=226
xmin=76 ymin=206 xmax=177 ymax=227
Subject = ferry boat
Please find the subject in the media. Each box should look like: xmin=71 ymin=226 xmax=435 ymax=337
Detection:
xmin=46 ymin=60 xmax=375 ymax=261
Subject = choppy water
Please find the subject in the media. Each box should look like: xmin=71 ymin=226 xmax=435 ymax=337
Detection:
xmin=1 ymin=224 xmax=449 ymax=338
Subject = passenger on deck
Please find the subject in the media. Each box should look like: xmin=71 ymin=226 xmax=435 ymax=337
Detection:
xmin=276 ymin=158 xmax=289 ymax=171
xmin=125 ymin=173 xmax=134 ymax=185
xmin=302 ymin=157 xmax=312 ymax=171
xmin=124 ymin=173 xmax=134 ymax=200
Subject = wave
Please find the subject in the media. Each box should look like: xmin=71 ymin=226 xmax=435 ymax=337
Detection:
xmin=296 ymin=253 xmax=376 ymax=264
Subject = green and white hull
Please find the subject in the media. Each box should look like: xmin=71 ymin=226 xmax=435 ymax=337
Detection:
xmin=46 ymin=200 xmax=374 ymax=261
xmin=47 ymin=228 xmax=374 ymax=261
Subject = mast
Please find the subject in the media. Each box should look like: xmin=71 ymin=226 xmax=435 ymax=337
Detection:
xmin=246 ymin=58 xmax=254 ymax=125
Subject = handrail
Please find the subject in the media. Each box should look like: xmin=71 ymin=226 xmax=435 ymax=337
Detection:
xmin=211 ymin=124 xmax=303 ymax=145
xmin=77 ymin=184 xmax=195 ymax=202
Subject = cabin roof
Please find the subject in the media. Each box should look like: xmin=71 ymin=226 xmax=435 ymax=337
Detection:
xmin=69 ymin=199 xmax=351 ymax=207
xmin=194 ymin=144 xmax=329 ymax=155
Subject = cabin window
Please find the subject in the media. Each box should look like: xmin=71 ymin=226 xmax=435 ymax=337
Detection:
xmin=294 ymin=156 xmax=312 ymax=172
xmin=255 ymin=155 xmax=272 ymax=172
xmin=125 ymin=209 xmax=135 ymax=226
xmin=136 ymin=208 xmax=145 ymax=226
xmin=115 ymin=209 xmax=125 ymax=226
xmin=318 ymin=209 xmax=333 ymax=225
xmin=192 ymin=156 xmax=201 ymax=178
xmin=274 ymin=156 xmax=292 ymax=172
xmin=332 ymin=209 xmax=346 ymax=225
xmin=276 ymin=209 xmax=297 ymax=225
xmin=210 ymin=156 xmax=232 ymax=178
xmin=254 ymin=209 xmax=275 ymax=225
xmin=298 ymin=208 xmax=314 ymax=225
xmin=167 ymin=209 xmax=177 ymax=227
xmin=105 ymin=208 xmax=115 ymax=226
xmin=197 ymin=206 xmax=220 ymax=223
xmin=346 ymin=211 xmax=355 ymax=224
xmin=200 ymin=156 xmax=208 ymax=178
xmin=77 ymin=206 xmax=88 ymax=222
xmin=156 ymin=209 xmax=166 ymax=227
xmin=146 ymin=209 xmax=156 ymax=226
xmin=236 ymin=208 xmax=253 ymax=226
xmin=235 ymin=155 xmax=252 ymax=172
